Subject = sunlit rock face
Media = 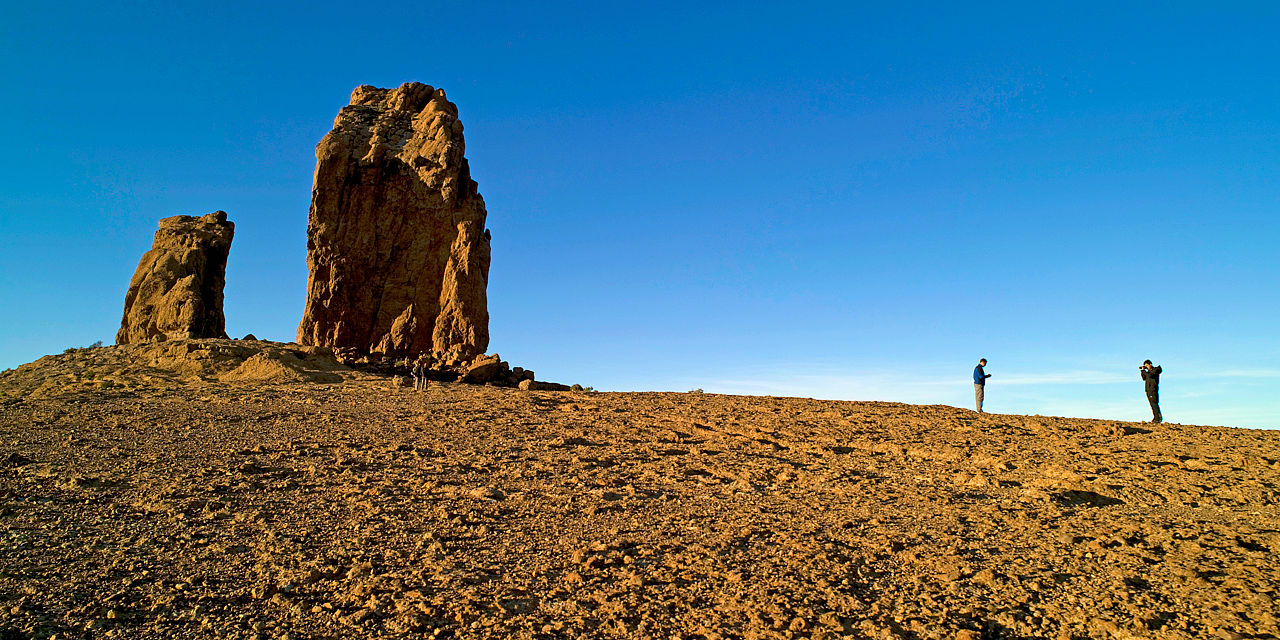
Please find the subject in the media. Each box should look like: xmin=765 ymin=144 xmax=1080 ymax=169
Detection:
xmin=117 ymin=211 xmax=234 ymax=344
xmin=297 ymin=83 xmax=491 ymax=363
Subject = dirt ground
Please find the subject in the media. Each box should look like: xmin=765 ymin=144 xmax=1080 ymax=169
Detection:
xmin=1 ymin=345 xmax=1278 ymax=640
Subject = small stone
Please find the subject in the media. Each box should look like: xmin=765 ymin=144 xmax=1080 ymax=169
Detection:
xmin=468 ymin=486 xmax=504 ymax=501
xmin=344 ymin=609 xmax=373 ymax=625
xmin=347 ymin=562 xmax=374 ymax=579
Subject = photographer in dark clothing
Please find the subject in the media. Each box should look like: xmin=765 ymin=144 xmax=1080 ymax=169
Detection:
xmin=1140 ymin=360 xmax=1163 ymax=423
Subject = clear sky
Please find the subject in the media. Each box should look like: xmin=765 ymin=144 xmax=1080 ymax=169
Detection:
xmin=2 ymin=2 xmax=1277 ymax=427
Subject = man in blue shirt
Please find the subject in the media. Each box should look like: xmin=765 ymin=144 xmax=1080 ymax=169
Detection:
xmin=973 ymin=358 xmax=992 ymax=413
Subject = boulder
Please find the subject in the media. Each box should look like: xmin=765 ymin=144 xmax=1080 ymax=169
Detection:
xmin=297 ymin=82 xmax=491 ymax=363
xmin=519 ymin=379 xmax=571 ymax=392
xmin=463 ymin=354 xmax=506 ymax=383
xmin=464 ymin=362 xmax=502 ymax=383
xmin=116 ymin=211 xmax=234 ymax=344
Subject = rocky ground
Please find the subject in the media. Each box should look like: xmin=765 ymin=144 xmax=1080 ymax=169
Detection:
xmin=1 ymin=344 xmax=1278 ymax=640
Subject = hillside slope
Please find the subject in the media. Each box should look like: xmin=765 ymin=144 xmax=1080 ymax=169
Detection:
xmin=1 ymin=351 xmax=1277 ymax=639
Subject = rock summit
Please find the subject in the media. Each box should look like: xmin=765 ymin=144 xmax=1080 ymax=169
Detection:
xmin=297 ymin=82 xmax=491 ymax=364
xmin=116 ymin=211 xmax=234 ymax=344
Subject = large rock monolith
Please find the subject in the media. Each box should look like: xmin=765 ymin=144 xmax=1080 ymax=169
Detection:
xmin=297 ymin=82 xmax=491 ymax=364
xmin=116 ymin=211 xmax=235 ymax=344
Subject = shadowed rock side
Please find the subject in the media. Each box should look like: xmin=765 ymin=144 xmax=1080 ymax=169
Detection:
xmin=298 ymin=82 xmax=491 ymax=364
xmin=116 ymin=211 xmax=234 ymax=344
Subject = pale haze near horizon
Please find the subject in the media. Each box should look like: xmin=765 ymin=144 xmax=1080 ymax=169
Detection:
xmin=1 ymin=2 xmax=1277 ymax=428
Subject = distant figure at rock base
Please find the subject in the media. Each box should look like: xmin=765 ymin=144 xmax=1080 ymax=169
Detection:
xmin=973 ymin=358 xmax=991 ymax=413
xmin=412 ymin=356 xmax=432 ymax=392
xmin=1141 ymin=360 xmax=1163 ymax=423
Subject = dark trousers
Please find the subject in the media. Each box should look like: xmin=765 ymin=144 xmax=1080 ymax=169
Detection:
xmin=1147 ymin=390 xmax=1162 ymax=423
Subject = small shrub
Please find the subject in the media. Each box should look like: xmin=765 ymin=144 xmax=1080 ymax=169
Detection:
xmin=570 ymin=384 xmax=584 ymax=392
xmin=61 ymin=340 xmax=103 ymax=355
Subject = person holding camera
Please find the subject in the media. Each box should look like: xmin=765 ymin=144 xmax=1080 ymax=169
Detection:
xmin=973 ymin=358 xmax=992 ymax=413
xmin=1140 ymin=360 xmax=1163 ymax=423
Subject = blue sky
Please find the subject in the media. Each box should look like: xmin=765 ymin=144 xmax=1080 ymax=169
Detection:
xmin=1 ymin=2 xmax=1277 ymax=427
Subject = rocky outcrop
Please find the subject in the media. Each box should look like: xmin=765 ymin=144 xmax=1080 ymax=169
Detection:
xmin=518 ymin=379 xmax=571 ymax=391
xmin=116 ymin=211 xmax=234 ymax=344
xmin=297 ymin=82 xmax=491 ymax=364
xmin=462 ymin=354 xmax=506 ymax=384
xmin=459 ymin=355 xmax=563 ymax=388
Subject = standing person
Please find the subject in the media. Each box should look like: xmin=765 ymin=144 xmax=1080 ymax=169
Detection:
xmin=420 ymin=355 xmax=434 ymax=392
xmin=973 ymin=358 xmax=992 ymax=413
xmin=416 ymin=355 xmax=432 ymax=392
xmin=1141 ymin=360 xmax=1162 ymax=423
xmin=411 ymin=359 xmax=424 ymax=392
